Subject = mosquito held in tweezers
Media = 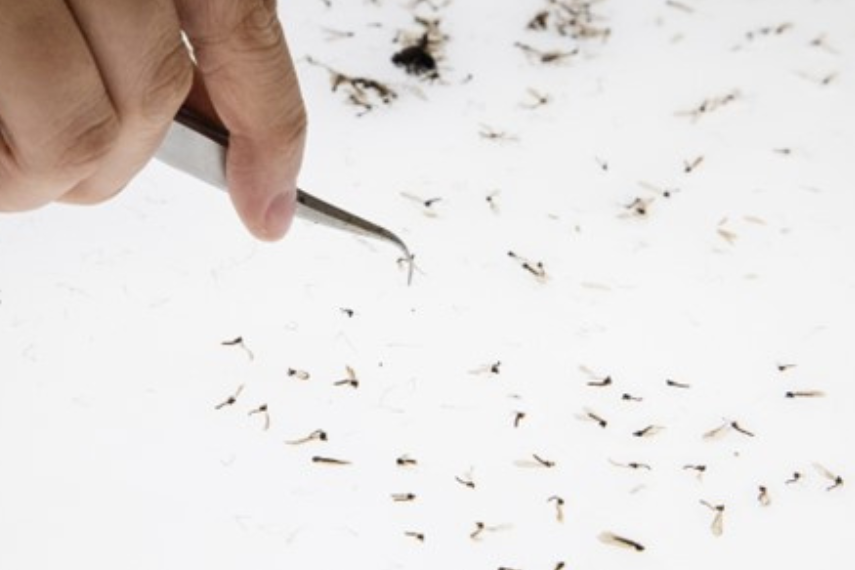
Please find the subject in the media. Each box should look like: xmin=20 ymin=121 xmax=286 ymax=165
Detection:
xmin=215 ymin=384 xmax=244 ymax=410
xmin=599 ymin=531 xmax=645 ymax=552
xmin=285 ymin=429 xmax=328 ymax=445
xmin=548 ymin=495 xmax=565 ymax=522
xmin=814 ymin=463 xmax=844 ymax=491
xmin=700 ymin=500 xmax=725 ymax=537
xmin=333 ymin=366 xmax=359 ymax=388
xmin=248 ymin=404 xmax=270 ymax=431
xmin=221 ymin=336 xmax=254 ymax=361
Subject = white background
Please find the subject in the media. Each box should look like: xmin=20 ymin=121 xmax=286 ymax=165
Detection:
xmin=2 ymin=0 xmax=855 ymax=568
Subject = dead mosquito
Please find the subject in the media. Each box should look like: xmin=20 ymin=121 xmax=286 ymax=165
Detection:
xmin=340 ymin=308 xmax=355 ymax=318
xmin=777 ymin=363 xmax=797 ymax=372
xmin=333 ymin=365 xmax=359 ymax=388
xmin=321 ymin=27 xmax=355 ymax=41
xmin=288 ymin=368 xmax=311 ymax=380
xmin=678 ymin=90 xmax=740 ymax=120
xmin=598 ymin=531 xmax=645 ymax=552
xmin=699 ymin=500 xmax=725 ymax=537
xmin=665 ymin=0 xmax=694 ymax=13
xmin=221 ymin=336 xmax=254 ymax=361
xmin=666 ymin=379 xmax=691 ymax=389
xmin=703 ymin=420 xmax=754 ymax=440
xmin=595 ymin=157 xmax=609 ymax=171
xmin=684 ymin=464 xmax=707 ymax=479
xmin=455 ymin=475 xmax=476 ymax=489
xmin=578 ymin=407 xmax=608 ymax=429
xmin=396 ymin=455 xmax=419 ymax=467
xmin=404 ymin=531 xmax=425 ymax=542
xmin=215 ymin=384 xmax=245 ymax=410
xmin=392 ymin=32 xmax=440 ymax=79
xmin=813 ymin=463 xmax=844 ymax=491
xmin=785 ymin=471 xmax=802 ymax=484
xmin=469 ymin=521 xmax=507 ymax=541
xmin=401 ymin=191 xmax=442 ymax=216
xmin=522 ymin=88 xmax=551 ymax=109
xmin=633 ymin=425 xmax=665 ymax=438
xmin=479 ymin=125 xmax=517 ymax=141
xmin=248 ymin=404 xmax=270 ymax=431
xmin=623 ymin=196 xmax=653 ymax=217
xmin=683 ymin=155 xmax=705 ymax=174
xmin=285 ymin=429 xmax=328 ymax=445
xmin=758 ymin=485 xmax=771 ymax=506
xmin=513 ymin=411 xmax=526 ymax=428
xmin=470 ymin=360 xmax=502 ymax=375
xmin=305 ymin=56 xmax=397 ymax=114
xmin=785 ymin=390 xmax=825 ymax=398
xmin=609 ymin=459 xmax=652 ymax=471
xmin=745 ymin=22 xmax=792 ymax=41
xmin=639 ymin=181 xmax=680 ymax=199
xmin=392 ymin=492 xmax=417 ymax=502
xmin=515 ymin=453 xmax=556 ymax=468
xmin=548 ymin=495 xmax=565 ymax=522
xmin=311 ymin=456 xmax=351 ymax=466
xmin=621 ymin=393 xmax=643 ymax=402
xmin=514 ymin=42 xmax=579 ymax=64
xmin=507 ymin=251 xmax=548 ymax=282
xmin=485 ymin=190 xmax=501 ymax=212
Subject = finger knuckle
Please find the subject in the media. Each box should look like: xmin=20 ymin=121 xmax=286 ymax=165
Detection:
xmin=139 ymin=40 xmax=194 ymax=124
xmin=50 ymin=95 xmax=121 ymax=175
xmin=234 ymin=3 xmax=287 ymax=59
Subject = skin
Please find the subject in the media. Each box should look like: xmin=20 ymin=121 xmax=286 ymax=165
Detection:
xmin=0 ymin=0 xmax=306 ymax=241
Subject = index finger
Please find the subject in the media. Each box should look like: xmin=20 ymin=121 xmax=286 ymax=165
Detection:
xmin=176 ymin=0 xmax=306 ymax=241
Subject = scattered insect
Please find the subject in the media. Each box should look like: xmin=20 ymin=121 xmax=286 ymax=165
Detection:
xmin=455 ymin=475 xmax=476 ymax=489
xmin=248 ymin=404 xmax=270 ymax=431
xmin=285 ymin=429 xmax=328 ymax=445
xmin=700 ymin=500 xmax=725 ymax=537
xmin=288 ymin=368 xmax=311 ymax=380
xmin=513 ymin=411 xmax=526 ymax=428
xmin=666 ymin=379 xmax=691 ymax=389
xmin=392 ymin=33 xmax=439 ymax=79
xmin=758 ymin=485 xmax=771 ymax=506
xmin=678 ymin=90 xmax=740 ymax=120
xmin=470 ymin=360 xmax=502 ymax=375
xmin=588 ymin=376 xmax=613 ymax=388
xmin=221 ymin=336 xmax=254 ymax=361
xmin=777 ymin=363 xmax=797 ymax=372
xmin=334 ymin=365 xmax=359 ymax=388
xmin=621 ymin=393 xmax=643 ymax=402
xmin=312 ymin=456 xmax=351 ymax=466
xmin=515 ymin=453 xmax=556 ymax=468
xmin=595 ymin=157 xmax=609 ymax=171
xmin=514 ymin=42 xmax=579 ymax=64
xmin=340 ymin=308 xmax=355 ymax=318
xmin=486 ymin=190 xmax=501 ymax=212
xmin=578 ymin=407 xmax=608 ymax=429
xmin=548 ymin=495 xmax=565 ymax=522
xmin=401 ymin=191 xmax=443 ymax=216
xmin=479 ymin=125 xmax=517 ymax=141
xmin=745 ymin=22 xmax=792 ymax=41
xmin=633 ymin=425 xmax=665 ymax=438
xmin=785 ymin=471 xmax=802 ymax=484
xmin=703 ymin=420 xmax=754 ymax=440
xmin=809 ymin=33 xmax=838 ymax=54
xmin=773 ymin=147 xmax=793 ymax=156
xmin=638 ymin=181 xmax=680 ymax=199
xmin=609 ymin=459 xmax=653 ymax=471
xmin=684 ymin=464 xmax=707 ymax=480
xmin=623 ymin=197 xmax=652 ymax=217
xmin=507 ymin=251 xmax=548 ymax=282
xmin=598 ymin=531 xmax=645 ymax=552
xmin=785 ymin=390 xmax=825 ymax=398
xmin=813 ymin=463 xmax=844 ymax=491
xmin=731 ymin=421 xmax=755 ymax=437
xmin=397 ymin=455 xmax=419 ymax=467
xmin=554 ymin=563 xmax=566 ymax=570
xmin=215 ymin=384 xmax=245 ymax=410
xmin=404 ymin=531 xmax=425 ymax=542
xmin=522 ymin=88 xmax=551 ymax=109
xmin=305 ymin=56 xmax=397 ymax=114
xmin=321 ymin=27 xmax=355 ymax=41
xmin=469 ymin=521 xmax=507 ymax=541
xmin=683 ymin=155 xmax=705 ymax=174
xmin=392 ymin=493 xmax=417 ymax=502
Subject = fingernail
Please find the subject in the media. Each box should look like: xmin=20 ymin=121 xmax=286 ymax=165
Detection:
xmin=263 ymin=191 xmax=296 ymax=240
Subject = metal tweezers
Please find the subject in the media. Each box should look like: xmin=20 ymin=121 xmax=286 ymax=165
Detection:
xmin=155 ymin=106 xmax=413 ymax=284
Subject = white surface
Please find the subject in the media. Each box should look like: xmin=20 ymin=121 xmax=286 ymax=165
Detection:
xmin=2 ymin=1 xmax=855 ymax=568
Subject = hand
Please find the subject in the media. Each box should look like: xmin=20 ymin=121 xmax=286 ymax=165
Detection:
xmin=0 ymin=0 xmax=306 ymax=241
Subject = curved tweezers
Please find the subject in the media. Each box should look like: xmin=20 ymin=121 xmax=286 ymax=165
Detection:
xmin=156 ymin=106 xmax=413 ymax=285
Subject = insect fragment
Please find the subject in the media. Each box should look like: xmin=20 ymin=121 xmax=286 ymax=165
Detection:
xmin=598 ymin=531 xmax=645 ymax=552
xmin=700 ymin=500 xmax=725 ymax=536
xmin=215 ymin=384 xmax=244 ymax=410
